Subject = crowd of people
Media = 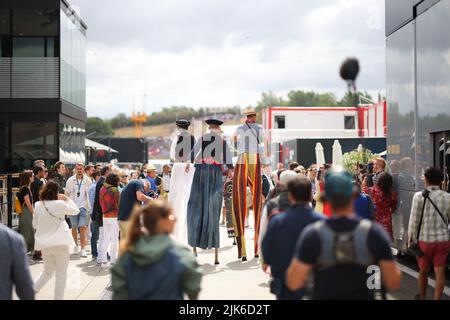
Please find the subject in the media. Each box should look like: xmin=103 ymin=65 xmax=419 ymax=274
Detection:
xmin=1 ymin=110 xmax=449 ymax=301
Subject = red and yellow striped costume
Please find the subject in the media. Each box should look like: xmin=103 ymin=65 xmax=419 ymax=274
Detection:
xmin=232 ymin=153 xmax=263 ymax=259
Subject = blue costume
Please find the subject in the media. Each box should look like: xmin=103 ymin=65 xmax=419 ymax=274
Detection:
xmin=187 ymin=129 xmax=233 ymax=250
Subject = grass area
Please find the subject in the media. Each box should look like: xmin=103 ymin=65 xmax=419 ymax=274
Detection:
xmin=114 ymin=119 xmax=242 ymax=138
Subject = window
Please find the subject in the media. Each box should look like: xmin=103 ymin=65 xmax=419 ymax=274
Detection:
xmin=275 ymin=116 xmax=286 ymax=129
xmin=11 ymin=122 xmax=57 ymax=170
xmin=12 ymin=37 xmax=57 ymax=57
xmin=12 ymin=9 xmax=58 ymax=36
xmin=13 ymin=37 xmax=45 ymax=57
xmin=344 ymin=116 xmax=356 ymax=130
xmin=0 ymin=9 xmax=10 ymax=35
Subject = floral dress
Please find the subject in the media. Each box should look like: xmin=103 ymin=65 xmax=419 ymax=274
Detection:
xmin=370 ymin=186 xmax=398 ymax=240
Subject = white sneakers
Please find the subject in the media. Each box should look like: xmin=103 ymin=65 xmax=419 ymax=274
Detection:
xmin=101 ymin=262 xmax=111 ymax=269
xmin=73 ymin=246 xmax=87 ymax=258
xmin=80 ymin=249 xmax=87 ymax=258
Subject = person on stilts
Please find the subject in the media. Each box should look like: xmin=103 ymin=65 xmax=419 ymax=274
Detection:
xmin=187 ymin=119 xmax=234 ymax=265
xmin=232 ymin=108 xmax=267 ymax=262
xmin=168 ymin=120 xmax=196 ymax=243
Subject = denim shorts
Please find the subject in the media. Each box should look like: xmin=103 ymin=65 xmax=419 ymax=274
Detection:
xmin=70 ymin=207 xmax=88 ymax=229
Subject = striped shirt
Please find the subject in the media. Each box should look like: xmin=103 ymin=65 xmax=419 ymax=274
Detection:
xmin=408 ymin=186 xmax=450 ymax=243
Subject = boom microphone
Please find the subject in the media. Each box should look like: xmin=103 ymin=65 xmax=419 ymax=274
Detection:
xmin=340 ymin=58 xmax=360 ymax=82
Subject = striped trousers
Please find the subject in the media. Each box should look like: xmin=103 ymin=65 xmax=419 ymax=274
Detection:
xmin=232 ymin=153 xmax=263 ymax=259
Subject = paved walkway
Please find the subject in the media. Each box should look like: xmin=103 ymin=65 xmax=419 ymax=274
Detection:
xmin=28 ymin=213 xmax=273 ymax=300
xmin=24 ymin=219 xmax=450 ymax=300
xmin=28 ymin=250 xmax=111 ymax=300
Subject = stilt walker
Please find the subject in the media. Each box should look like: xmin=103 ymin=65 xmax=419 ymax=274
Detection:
xmin=186 ymin=119 xmax=234 ymax=265
xmin=232 ymin=108 xmax=267 ymax=261
xmin=168 ymin=119 xmax=196 ymax=243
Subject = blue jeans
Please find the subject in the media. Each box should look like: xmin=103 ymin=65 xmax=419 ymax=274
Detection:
xmin=91 ymin=220 xmax=100 ymax=258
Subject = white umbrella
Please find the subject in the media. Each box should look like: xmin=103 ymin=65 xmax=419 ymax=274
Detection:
xmin=315 ymin=143 xmax=325 ymax=167
xmin=332 ymin=140 xmax=343 ymax=166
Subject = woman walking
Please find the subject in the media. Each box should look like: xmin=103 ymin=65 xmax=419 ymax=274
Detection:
xmin=18 ymin=170 xmax=35 ymax=256
xmin=33 ymin=182 xmax=80 ymax=300
xmin=99 ymin=173 xmax=121 ymax=268
xmin=111 ymin=200 xmax=202 ymax=300
xmin=370 ymin=172 xmax=398 ymax=240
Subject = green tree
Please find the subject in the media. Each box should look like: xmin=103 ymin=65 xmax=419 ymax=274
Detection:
xmin=286 ymin=90 xmax=337 ymax=106
xmin=256 ymin=91 xmax=285 ymax=111
xmin=109 ymin=113 xmax=132 ymax=129
xmin=342 ymin=148 xmax=378 ymax=173
xmin=339 ymin=91 xmax=373 ymax=107
xmin=86 ymin=117 xmax=113 ymax=136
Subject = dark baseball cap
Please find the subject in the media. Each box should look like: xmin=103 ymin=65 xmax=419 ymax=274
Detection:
xmin=324 ymin=167 xmax=353 ymax=203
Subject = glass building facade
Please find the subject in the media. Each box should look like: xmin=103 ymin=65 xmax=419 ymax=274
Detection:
xmin=60 ymin=4 xmax=86 ymax=108
xmin=0 ymin=0 xmax=87 ymax=173
xmin=386 ymin=0 xmax=450 ymax=251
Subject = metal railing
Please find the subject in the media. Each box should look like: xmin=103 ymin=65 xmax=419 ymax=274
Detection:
xmin=0 ymin=174 xmax=19 ymax=228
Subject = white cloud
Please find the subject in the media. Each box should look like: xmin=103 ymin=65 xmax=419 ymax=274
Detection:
xmin=69 ymin=0 xmax=386 ymax=118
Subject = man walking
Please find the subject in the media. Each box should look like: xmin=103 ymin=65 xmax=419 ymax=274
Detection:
xmin=408 ymin=167 xmax=450 ymax=300
xmin=286 ymin=167 xmax=402 ymax=300
xmin=169 ymin=119 xmax=196 ymax=242
xmin=232 ymin=108 xmax=267 ymax=261
xmin=145 ymin=165 xmax=159 ymax=197
xmin=65 ymin=163 xmax=92 ymax=257
xmin=0 ymin=224 xmax=35 ymax=300
xmin=31 ymin=166 xmax=46 ymax=205
xmin=258 ymin=170 xmax=298 ymax=259
xmin=262 ymin=176 xmax=324 ymax=300
xmin=89 ymin=169 xmax=103 ymax=262
xmin=52 ymin=161 xmax=67 ymax=194
xmin=159 ymin=164 xmax=171 ymax=199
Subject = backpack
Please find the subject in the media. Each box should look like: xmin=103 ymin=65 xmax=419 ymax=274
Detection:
xmin=313 ymin=219 xmax=374 ymax=270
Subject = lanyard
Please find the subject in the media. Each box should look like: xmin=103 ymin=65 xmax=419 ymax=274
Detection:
xmin=76 ymin=177 xmax=83 ymax=197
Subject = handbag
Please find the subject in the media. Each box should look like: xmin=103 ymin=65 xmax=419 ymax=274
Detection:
xmin=15 ymin=193 xmax=23 ymax=215
xmin=408 ymin=191 xmax=428 ymax=257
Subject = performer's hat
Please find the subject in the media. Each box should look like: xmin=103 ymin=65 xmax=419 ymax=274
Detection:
xmin=176 ymin=119 xmax=191 ymax=128
xmin=244 ymin=108 xmax=257 ymax=116
xmin=146 ymin=164 xmax=157 ymax=172
xmin=205 ymin=119 xmax=223 ymax=126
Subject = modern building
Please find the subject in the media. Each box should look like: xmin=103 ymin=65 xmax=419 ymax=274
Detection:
xmin=262 ymin=103 xmax=387 ymax=144
xmin=0 ymin=0 xmax=87 ymax=173
xmin=386 ymin=0 xmax=450 ymax=252
xmin=262 ymin=103 xmax=387 ymax=168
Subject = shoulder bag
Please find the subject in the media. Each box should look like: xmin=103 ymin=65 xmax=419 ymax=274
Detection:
xmin=408 ymin=190 xmax=431 ymax=257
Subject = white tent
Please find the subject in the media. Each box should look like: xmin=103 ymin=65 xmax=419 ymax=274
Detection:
xmin=85 ymin=138 xmax=119 ymax=153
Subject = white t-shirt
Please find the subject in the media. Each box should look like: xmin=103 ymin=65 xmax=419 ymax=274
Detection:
xmin=162 ymin=174 xmax=171 ymax=192
xmin=69 ymin=176 xmax=89 ymax=209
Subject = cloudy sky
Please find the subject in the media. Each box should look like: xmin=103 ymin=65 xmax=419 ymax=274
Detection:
xmin=70 ymin=0 xmax=386 ymax=119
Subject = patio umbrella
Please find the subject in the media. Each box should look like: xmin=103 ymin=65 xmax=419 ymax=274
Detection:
xmin=315 ymin=143 xmax=325 ymax=167
xmin=332 ymin=140 xmax=343 ymax=166
xmin=357 ymin=144 xmax=364 ymax=153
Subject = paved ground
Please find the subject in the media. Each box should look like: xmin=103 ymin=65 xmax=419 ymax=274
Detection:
xmin=99 ymin=215 xmax=274 ymax=300
xmin=26 ymin=213 xmax=449 ymax=300
xmin=27 ymin=250 xmax=111 ymax=300
xmin=27 ymin=213 xmax=272 ymax=300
